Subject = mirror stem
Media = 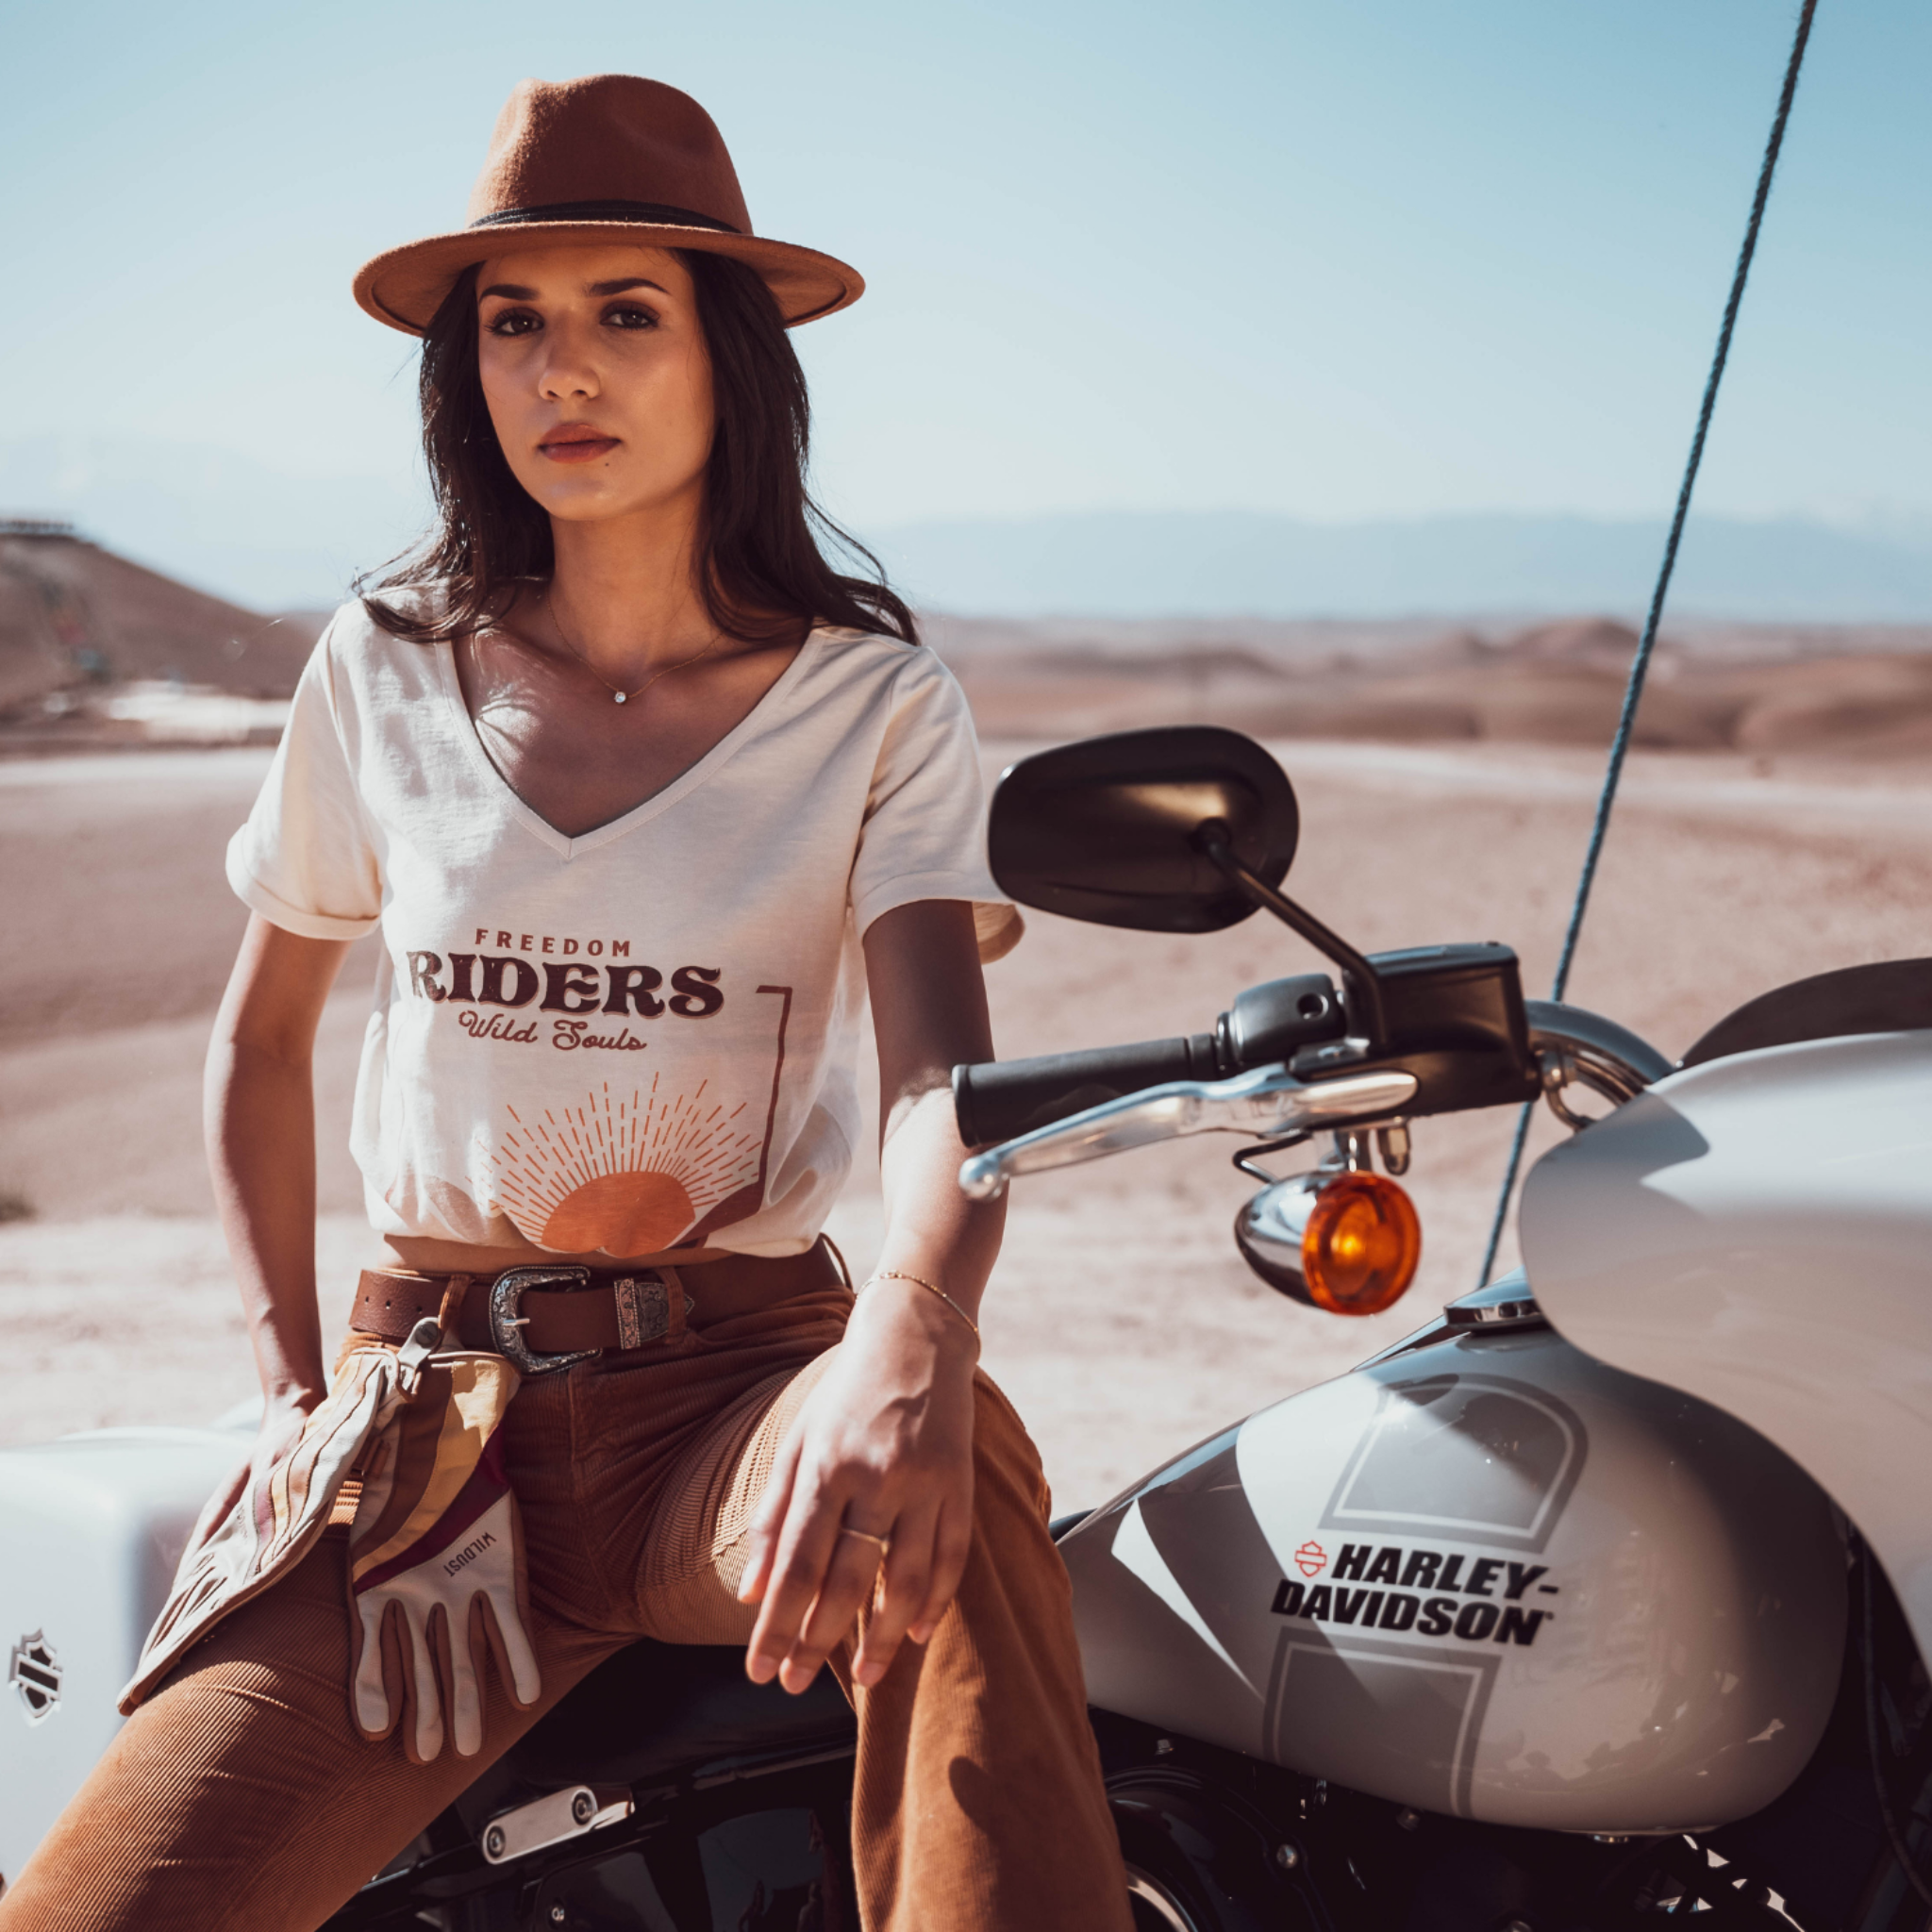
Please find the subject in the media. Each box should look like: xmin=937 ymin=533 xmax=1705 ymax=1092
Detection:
xmin=1196 ymin=824 xmax=1389 ymax=1048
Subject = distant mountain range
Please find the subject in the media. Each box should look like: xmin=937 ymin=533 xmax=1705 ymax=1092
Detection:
xmin=5 ymin=436 xmax=1930 ymax=621
xmin=867 ymin=510 xmax=1932 ymax=624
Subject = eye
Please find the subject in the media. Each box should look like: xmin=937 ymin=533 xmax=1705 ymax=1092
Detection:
xmin=603 ymin=302 xmax=659 ymax=331
xmin=485 ymin=308 xmax=541 ymax=338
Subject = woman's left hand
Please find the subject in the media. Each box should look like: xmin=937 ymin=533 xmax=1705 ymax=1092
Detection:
xmin=738 ymin=1276 xmax=979 ymax=1693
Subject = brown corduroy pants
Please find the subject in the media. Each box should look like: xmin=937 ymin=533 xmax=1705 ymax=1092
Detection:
xmin=0 ymin=1288 xmax=1132 ymax=1932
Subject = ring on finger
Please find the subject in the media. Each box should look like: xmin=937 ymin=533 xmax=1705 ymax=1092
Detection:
xmin=838 ymin=1524 xmax=891 ymax=1557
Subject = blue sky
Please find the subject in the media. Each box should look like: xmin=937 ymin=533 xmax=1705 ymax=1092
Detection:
xmin=3 ymin=0 xmax=1926 ymax=571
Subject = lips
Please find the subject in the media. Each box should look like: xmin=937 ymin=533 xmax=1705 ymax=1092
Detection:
xmin=538 ymin=425 xmax=620 ymax=464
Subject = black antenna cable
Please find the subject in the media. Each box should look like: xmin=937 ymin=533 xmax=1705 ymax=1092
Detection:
xmin=1477 ymin=0 xmax=1821 ymax=1287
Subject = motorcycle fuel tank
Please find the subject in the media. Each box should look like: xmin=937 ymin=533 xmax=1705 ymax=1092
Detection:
xmin=1061 ymin=1321 xmax=1844 ymax=1835
xmin=1521 ymin=1029 xmax=1932 ymax=1674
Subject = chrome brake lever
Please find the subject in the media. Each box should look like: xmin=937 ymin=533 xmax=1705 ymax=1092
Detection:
xmin=957 ymin=1065 xmax=1419 ymax=1201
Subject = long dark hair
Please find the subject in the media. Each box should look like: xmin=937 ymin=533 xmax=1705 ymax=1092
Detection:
xmin=359 ymin=252 xmax=917 ymax=647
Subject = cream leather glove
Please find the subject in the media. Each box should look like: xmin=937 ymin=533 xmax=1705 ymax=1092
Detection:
xmin=345 ymin=1351 xmax=541 ymax=1761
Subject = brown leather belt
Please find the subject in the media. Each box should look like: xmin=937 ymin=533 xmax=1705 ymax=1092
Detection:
xmin=351 ymin=1240 xmax=847 ymax=1376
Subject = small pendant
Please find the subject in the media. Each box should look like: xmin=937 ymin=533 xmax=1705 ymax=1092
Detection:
xmin=613 ymin=691 xmax=627 ymax=704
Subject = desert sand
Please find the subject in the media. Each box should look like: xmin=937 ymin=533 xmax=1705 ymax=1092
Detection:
xmin=3 ymin=738 xmax=1929 ymax=1507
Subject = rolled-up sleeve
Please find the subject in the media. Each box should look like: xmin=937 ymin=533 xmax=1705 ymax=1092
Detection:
xmin=848 ymin=653 xmax=1022 ymax=963
xmin=225 ymin=619 xmax=384 ymax=941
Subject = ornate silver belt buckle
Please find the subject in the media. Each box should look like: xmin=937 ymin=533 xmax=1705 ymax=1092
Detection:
xmin=489 ymin=1265 xmax=598 ymax=1376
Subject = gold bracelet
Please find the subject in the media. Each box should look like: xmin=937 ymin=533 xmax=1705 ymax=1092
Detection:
xmin=865 ymin=1269 xmax=980 ymax=1341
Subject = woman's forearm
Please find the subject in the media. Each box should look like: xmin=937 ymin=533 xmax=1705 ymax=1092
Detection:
xmin=206 ymin=1035 xmax=328 ymax=1404
xmin=862 ymin=900 xmax=1003 ymax=1322
xmin=875 ymin=1084 xmax=1004 ymax=1322
xmin=205 ymin=916 xmax=351 ymax=1408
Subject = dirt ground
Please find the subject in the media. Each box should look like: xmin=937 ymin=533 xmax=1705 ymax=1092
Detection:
xmin=3 ymin=740 xmax=1928 ymax=1507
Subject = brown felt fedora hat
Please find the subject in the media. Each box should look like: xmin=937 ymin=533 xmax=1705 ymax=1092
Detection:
xmin=354 ymin=75 xmax=863 ymax=335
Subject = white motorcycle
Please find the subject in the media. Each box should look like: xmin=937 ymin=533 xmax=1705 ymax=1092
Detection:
xmin=4 ymin=724 xmax=1927 ymax=1932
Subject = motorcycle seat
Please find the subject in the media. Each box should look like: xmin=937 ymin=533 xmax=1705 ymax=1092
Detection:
xmin=499 ymin=1638 xmax=857 ymax=1792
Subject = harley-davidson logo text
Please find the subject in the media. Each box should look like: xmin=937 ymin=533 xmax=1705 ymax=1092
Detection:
xmin=1270 ymin=1541 xmax=1557 ymax=1647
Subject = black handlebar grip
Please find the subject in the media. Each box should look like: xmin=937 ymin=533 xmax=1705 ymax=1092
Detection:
xmin=952 ymin=1034 xmax=1224 ymax=1148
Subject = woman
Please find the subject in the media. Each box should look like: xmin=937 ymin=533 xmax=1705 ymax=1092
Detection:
xmin=0 ymin=74 xmax=1132 ymax=1932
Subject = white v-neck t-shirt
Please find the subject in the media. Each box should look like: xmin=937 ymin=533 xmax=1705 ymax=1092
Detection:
xmin=226 ymin=601 xmax=1016 ymax=1257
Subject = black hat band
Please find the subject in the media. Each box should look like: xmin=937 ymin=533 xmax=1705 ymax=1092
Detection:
xmin=471 ymin=199 xmax=741 ymax=235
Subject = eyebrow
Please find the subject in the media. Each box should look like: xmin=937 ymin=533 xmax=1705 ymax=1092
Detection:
xmin=476 ymin=276 xmax=670 ymax=302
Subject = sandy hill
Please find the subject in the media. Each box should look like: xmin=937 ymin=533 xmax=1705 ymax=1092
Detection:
xmin=0 ymin=522 xmax=311 ymax=714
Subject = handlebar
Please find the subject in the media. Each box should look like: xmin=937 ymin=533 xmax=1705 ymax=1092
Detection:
xmin=952 ymin=1034 xmax=1224 ymax=1148
xmin=953 ymin=971 xmax=1345 ymax=1149
xmin=951 ymin=994 xmax=1670 ymax=1203
xmin=957 ymin=1064 xmax=1421 ymax=1201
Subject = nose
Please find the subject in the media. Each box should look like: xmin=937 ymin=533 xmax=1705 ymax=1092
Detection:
xmin=537 ymin=323 xmax=601 ymax=404
xmin=539 ymin=361 xmax=598 ymax=403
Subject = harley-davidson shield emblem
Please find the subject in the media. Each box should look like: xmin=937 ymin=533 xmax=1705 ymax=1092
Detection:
xmin=8 ymin=1629 xmax=61 ymax=1724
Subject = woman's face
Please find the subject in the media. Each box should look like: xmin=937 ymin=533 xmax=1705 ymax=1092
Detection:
xmin=475 ymin=242 xmax=714 ymax=528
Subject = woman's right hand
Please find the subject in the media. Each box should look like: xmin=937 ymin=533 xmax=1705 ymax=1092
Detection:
xmin=184 ymin=1388 xmax=322 ymax=1558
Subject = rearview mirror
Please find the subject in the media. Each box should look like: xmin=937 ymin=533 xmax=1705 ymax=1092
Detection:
xmin=987 ymin=727 xmax=1299 ymax=933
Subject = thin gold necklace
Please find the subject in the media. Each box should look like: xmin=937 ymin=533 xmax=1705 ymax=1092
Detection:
xmin=542 ymin=587 xmax=726 ymax=706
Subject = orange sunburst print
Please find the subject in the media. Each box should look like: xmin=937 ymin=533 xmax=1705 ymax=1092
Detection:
xmin=492 ymin=1078 xmax=760 ymax=1253
xmin=488 ymin=983 xmax=793 ymax=1255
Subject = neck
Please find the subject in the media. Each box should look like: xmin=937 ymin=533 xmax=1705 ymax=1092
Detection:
xmin=546 ymin=491 xmax=717 ymax=681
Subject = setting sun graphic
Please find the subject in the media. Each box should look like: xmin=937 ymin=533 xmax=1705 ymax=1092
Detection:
xmin=492 ymin=1076 xmax=765 ymax=1255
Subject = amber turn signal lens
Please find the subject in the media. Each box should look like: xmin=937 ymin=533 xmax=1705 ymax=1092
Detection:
xmin=1300 ymin=1172 xmax=1422 ymax=1315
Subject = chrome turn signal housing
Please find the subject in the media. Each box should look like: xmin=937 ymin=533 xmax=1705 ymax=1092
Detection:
xmin=1235 ymin=1169 xmax=1422 ymax=1316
